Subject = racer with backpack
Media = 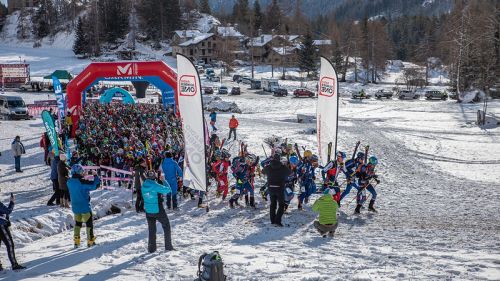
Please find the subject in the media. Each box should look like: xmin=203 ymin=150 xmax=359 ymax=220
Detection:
xmin=354 ymin=156 xmax=380 ymax=214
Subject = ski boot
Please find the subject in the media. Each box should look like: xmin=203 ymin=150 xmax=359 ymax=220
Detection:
xmin=244 ymin=195 xmax=249 ymax=207
xmin=74 ymin=236 xmax=81 ymax=249
xmin=328 ymin=231 xmax=335 ymax=238
xmin=249 ymin=196 xmax=256 ymax=208
xmin=229 ymin=199 xmax=235 ymax=209
xmin=0 ymin=264 xmax=3 ymax=272
xmin=12 ymin=264 xmax=26 ymax=271
xmin=215 ymin=191 xmax=222 ymax=198
xmin=354 ymin=204 xmax=362 ymax=214
xmin=368 ymin=199 xmax=377 ymax=212
xmin=298 ymin=202 xmax=303 ymax=211
xmin=87 ymin=236 xmax=96 ymax=247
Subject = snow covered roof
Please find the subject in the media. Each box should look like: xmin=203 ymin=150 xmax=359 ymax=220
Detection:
xmin=250 ymin=34 xmax=301 ymax=47
xmin=178 ymin=33 xmax=214 ymax=47
xmin=313 ymin=40 xmax=333 ymax=46
xmin=216 ymin=26 xmax=244 ymax=38
xmin=174 ymin=30 xmax=203 ymax=38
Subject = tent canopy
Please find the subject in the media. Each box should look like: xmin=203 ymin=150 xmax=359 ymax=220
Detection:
xmin=44 ymin=70 xmax=73 ymax=80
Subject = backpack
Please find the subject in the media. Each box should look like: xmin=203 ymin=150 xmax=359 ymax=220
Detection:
xmin=197 ymin=251 xmax=225 ymax=281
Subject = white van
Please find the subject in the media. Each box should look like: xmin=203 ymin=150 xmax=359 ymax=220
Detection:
xmin=0 ymin=95 xmax=30 ymax=120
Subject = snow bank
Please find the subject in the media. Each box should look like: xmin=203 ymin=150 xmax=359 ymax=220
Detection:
xmin=203 ymin=96 xmax=241 ymax=113
xmin=11 ymin=189 xmax=133 ymax=247
xmin=460 ymin=90 xmax=486 ymax=103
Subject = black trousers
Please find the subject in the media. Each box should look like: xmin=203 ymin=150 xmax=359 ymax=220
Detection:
xmin=0 ymin=225 xmax=18 ymax=267
xmin=268 ymin=186 xmax=285 ymax=225
xmin=228 ymin=128 xmax=237 ymax=140
xmin=146 ymin=212 xmax=173 ymax=253
xmin=48 ymin=179 xmax=61 ymax=205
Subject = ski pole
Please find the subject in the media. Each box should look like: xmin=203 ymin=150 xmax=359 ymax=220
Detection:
xmin=261 ymin=144 xmax=268 ymax=158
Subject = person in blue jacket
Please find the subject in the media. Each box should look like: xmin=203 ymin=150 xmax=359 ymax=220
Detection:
xmin=340 ymin=151 xmax=365 ymax=202
xmin=142 ymin=171 xmax=174 ymax=253
xmin=297 ymin=155 xmax=318 ymax=210
xmin=161 ymin=151 xmax=183 ymax=210
xmin=209 ymin=110 xmax=217 ymax=131
xmin=67 ymin=164 xmax=101 ymax=248
xmin=0 ymin=194 xmax=25 ymax=271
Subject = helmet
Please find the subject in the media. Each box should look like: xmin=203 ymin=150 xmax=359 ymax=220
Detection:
xmin=310 ymin=154 xmax=319 ymax=162
xmin=146 ymin=170 xmax=157 ymax=179
xmin=214 ymin=150 xmax=222 ymax=158
xmin=222 ymin=149 xmax=231 ymax=158
xmin=246 ymin=154 xmax=257 ymax=163
xmin=304 ymin=150 xmax=313 ymax=158
xmin=369 ymin=156 xmax=378 ymax=165
xmin=274 ymin=148 xmax=282 ymax=156
xmin=289 ymin=156 xmax=299 ymax=166
xmin=280 ymin=157 xmax=288 ymax=165
xmin=71 ymin=164 xmax=84 ymax=175
xmin=337 ymin=151 xmax=346 ymax=159
xmin=356 ymin=152 xmax=365 ymax=159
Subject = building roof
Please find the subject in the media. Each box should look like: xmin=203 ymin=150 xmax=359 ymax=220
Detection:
xmin=174 ymin=30 xmax=203 ymax=38
xmin=178 ymin=33 xmax=215 ymax=47
xmin=250 ymin=34 xmax=301 ymax=47
xmin=271 ymin=46 xmax=298 ymax=56
xmin=217 ymin=26 xmax=244 ymax=38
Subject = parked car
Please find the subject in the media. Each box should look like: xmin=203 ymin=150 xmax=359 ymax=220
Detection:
xmin=375 ymin=89 xmax=393 ymax=99
xmin=203 ymin=87 xmax=214 ymax=95
xmin=448 ymin=91 xmax=458 ymax=100
xmin=218 ymin=86 xmax=228 ymax=95
xmin=196 ymin=65 xmax=205 ymax=73
xmin=206 ymin=68 xmax=215 ymax=76
xmin=425 ymin=90 xmax=448 ymax=100
xmin=273 ymin=88 xmax=288 ymax=97
xmin=208 ymin=76 xmax=220 ymax=82
xmin=398 ymin=90 xmax=419 ymax=99
xmin=293 ymin=88 xmax=315 ymax=98
xmin=230 ymin=87 xmax=241 ymax=95
xmin=232 ymin=75 xmax=242 ymax=83
xmin=0 ymin=95 xmax=30 ymax=120
xmin=352 ymin=90 xmax=371 ymax=99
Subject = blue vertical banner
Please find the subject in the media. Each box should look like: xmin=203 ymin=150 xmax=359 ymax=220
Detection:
xmin=52 ymin=76 xmax=66 ymax=132
xmin=42 ymin=110 xmax=60 ymax=157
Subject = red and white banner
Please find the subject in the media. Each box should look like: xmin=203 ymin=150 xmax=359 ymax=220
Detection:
xmin=316 ymin=57 xmax=339 ymax=166
xmin=176 ymin=54 xmax=207 ymax=192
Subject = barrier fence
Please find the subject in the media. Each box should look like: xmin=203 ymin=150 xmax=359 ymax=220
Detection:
xmin=27 ymin=104 xmax=58 ymax=117
xmin=82 ymin=165 xmax=134 ymax=191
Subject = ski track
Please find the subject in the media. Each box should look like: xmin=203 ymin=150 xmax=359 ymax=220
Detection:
xmin=0 ymin=89 xmax=499 ymax=280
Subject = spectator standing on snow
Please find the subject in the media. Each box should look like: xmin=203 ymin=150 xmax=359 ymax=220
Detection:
xmin=161 ymin=152 xmax=183 ymax=210
xmin=142 ymin=171 xmax=174 ymax=253
xmin=312 ymin=188 xmax=339 ymax=238
xmin=47 ymin=155 xmax=61 ymax=206
xmin=65 ymin=111 xmax=73 ymax=137
xmin=262 ymin=153 xmax=291 ymax=227
xmin=40 ymin=133 xmax=50 ymax=165
xmin=228 ymin=115 xmax=239 ymax=141
xmin=209 ymin=110 xmax=217 ymax=131
xmin=11 ymin=136 xmax=25 ymax=173
xmin=58 ymin=154 xmax=71 ymax=208
xmin=0 ymin=193 xmax=25 ymax=271
xmin=67 ymin=164 xmax=100 ymax=248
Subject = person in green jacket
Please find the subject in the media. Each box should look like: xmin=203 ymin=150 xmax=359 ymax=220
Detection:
xmin=312 ymin=188 xmax=339 ymax=237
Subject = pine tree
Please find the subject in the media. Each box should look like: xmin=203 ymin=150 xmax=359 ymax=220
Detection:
xmin=200 ymin=0 xmax=211 ymax=14
xmin=298 ymin=32 xmax=317 ymax=76
xmin=16 ymin=8 xmax=32 ymax=40
xmin=252 ymin=0 xmax=263 ymax=35
xmin=263 ymin=0 xmax=281 ymax=32
xmin=32 ymin=0 xmax=56 ymax=39
xmin=98 ymin=0 xmax=129 ymax=43
xmin=73 ymin=17 xmax=88 ymax=56
xmin=0 ymin=3 xmax=8 ymax=32
xmin=331 ymin=41 xmax=343 ymax=70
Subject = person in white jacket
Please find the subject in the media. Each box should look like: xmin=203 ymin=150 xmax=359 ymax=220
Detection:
xmin=11 ymin=136 xmax=25 ymax=173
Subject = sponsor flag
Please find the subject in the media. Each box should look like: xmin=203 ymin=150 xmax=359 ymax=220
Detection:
xmin=52 ymin=76 xmax=66 ymax=132
xmin=176 ymin=54 xmax=207 ymax=192
xmin=42 ymin=110 xmax=60 ymax=157
xmin=316 ymin=57 xmax=339 ymax=166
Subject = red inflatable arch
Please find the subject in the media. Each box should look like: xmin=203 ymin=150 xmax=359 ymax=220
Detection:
xmin=66 ymin=61 xmax=178 ymax=136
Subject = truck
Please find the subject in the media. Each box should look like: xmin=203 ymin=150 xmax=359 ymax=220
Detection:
xmin=261 ymin=79 xmax=279 ymax=92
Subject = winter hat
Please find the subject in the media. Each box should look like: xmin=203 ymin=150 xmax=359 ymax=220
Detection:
xmin=59 ymin=153 xmax=67 ymax=161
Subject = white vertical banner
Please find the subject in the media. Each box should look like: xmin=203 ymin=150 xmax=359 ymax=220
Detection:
xmin=176 ymin=54 xmax=207 ymax=192
xmin=316 ymin=57 xmax=339 ymax=166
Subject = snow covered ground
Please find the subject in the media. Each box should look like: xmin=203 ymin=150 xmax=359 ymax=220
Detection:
xmin=0 ymin=84 xmax=499 ymax=280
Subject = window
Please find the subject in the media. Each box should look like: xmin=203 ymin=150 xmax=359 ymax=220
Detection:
xmin=213 ymin=43 xmax=216 ymax=48
xmin=208 ymin=42 xmax=211 ymax=48
xmin=202 ymin=42 xmax=205 ymax=46
xmin=202 ymin=49 xmax=205 ymax=55
xmin=190 ymin=49 xmax=193 ymax=56
xmin=208 ymin=49 xmax=212 ymax=54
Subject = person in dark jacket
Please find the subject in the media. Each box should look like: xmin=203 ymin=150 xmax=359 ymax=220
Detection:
xmin=134 ymin=158 xmax=147 ymax=213
xmin=57 ymin=153 xmax=71 ymax=208
xmin=142 ymin=171 xmax=174 ymax=253
xmin=0 ymin=194 xmax=25 ymax=271
xmin=262 ymin=153 xmax=292 ymax=227
xmin=11 ymin=136 xmax=25 ymax=173
xmin=67 ymin=164 xmax=101 ymax=248
xmin=47 ymin=155 xmax=61 ymax=206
